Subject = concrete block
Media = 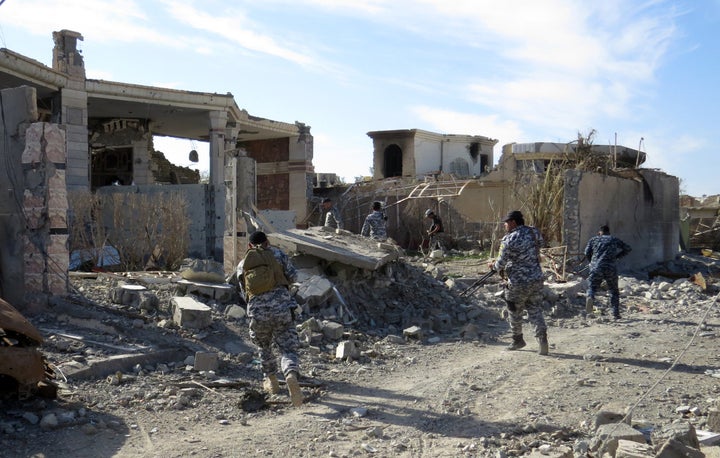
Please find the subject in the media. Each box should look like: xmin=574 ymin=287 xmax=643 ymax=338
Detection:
xmin=614 ymin=439 xmax=654 ymax=458
xmin=403 ymin=325 xmax=424 ymax=340
xmin=335 ymin=340 xmax=358 ymax=360
xmin=194 ymin=351 xmax=219 ymax=372
xmin=296 ymin=275 xmax=334 ymax=307
xmin=172 ymin=296 xmax=212 ymax=329
xmin=110 ymin=284 xmax=148 ymax=307
xmin=322 ymin=321 xmax=344 ymax=340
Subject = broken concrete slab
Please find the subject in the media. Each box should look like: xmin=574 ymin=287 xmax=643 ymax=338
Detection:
xmin=176 ymin=279 xmax=234 ymax=302
xmin=268 ymin=227 xmax=400 ymax=271
xmin=60 ymin=348 xmax=187 ymax=380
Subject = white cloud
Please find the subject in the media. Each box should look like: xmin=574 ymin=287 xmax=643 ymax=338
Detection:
xmin=1 ymin=0 xmax=182 ymax=47
xmin=158 ymin=0 xmax=317 ymax=67
xmin=410 ymin=105 xmax=523 ymax=157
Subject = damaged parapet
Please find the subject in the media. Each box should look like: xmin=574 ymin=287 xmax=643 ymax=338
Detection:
xmin=0 ymin=298 xmax=57 ymax=399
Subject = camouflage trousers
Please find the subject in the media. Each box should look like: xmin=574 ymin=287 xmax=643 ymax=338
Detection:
xmin=247 ymin=288 xmax=300 ymax=378
xmin=505 ymin=279 xmax=547 ymax=338
xmin=587 ymin=265 xmax=620 ymax=312
xmin=430 ymin=233 xmax=446 ymax=251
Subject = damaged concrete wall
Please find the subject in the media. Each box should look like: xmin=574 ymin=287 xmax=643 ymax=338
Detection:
xmin=0 ymin=86 xmax=69 ymax=311
xmin=0 ymin=87 xmax=35 ymax=308
xmin=97 ymin=184 xmax=209 ymax=258
xmin=564 ymin=169 xmax=679 ymax=270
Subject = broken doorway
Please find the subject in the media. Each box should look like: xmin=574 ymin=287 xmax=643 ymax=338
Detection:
xmin=91 ymin=147 xmax=133 ymax=189
xmin=383 ymin=144 xmax=403 ymax=178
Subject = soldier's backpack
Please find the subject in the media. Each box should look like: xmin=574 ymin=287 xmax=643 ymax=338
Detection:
xmin=242 ymin=247 xmax=284 ymax=299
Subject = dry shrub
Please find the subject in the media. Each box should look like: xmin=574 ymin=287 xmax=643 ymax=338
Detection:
xmin=68 ymin=190 xmax=190 ymax=271
xmin=68 ymin=190 xmax=108 ymax=269
xmin=513 ymin=130 xmax=614 ymax=246
xmin=107 ymin=192 xmax=190 ymax=271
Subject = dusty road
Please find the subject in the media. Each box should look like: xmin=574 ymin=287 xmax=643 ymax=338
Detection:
xmin=4 ymin=281 xmax=720 ymax=457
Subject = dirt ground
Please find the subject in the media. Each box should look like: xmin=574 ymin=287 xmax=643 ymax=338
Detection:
xmin=2 ymin=255 xmax=720 ymax=457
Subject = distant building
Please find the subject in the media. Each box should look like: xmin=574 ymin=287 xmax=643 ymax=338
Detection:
xmin=367 ymin=129 xmax=497 ymax=179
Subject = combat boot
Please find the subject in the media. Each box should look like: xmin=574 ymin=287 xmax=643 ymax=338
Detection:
xmin=285 ymin=371 xmax=304 ymax=407
xmin=263 ymin=374 xmax=280 ymax=394
xmin=537 ymin=332 xmax=549 ymax=356
xmin=585 ymin=297 xmax=594 ymax=315
xmin=506 ymin=334 xmax=526 ymax=351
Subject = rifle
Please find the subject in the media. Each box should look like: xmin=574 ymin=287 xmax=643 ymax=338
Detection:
xmin=459 ymin=269 xmax=497 ymax=297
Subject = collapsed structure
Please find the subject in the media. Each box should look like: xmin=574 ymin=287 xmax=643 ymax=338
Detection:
xmin=0 ymin=30 xmax=684 ymax=313
xmin=0 ymin=30 xmax=314 ymax=309
xmin=334 ymin=136 xmax=680 ymax=274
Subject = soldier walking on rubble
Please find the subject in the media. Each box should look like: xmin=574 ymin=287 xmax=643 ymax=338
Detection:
xmin=321 ymin=198 xmax=343 ymax=230
xmin=237 ymin=231 xmax=304 ymax=407
xmin=584 ymin=225 xmax=632 ymax=320
xmin=361 ymin=201 xmax=388 ymax=241
xmin=424 ymin=209 xmax=445 ymax=251
xmin=489 ymin=210 xmax=549 ymax=355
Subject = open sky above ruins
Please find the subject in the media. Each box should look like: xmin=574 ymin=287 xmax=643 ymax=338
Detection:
xmin=1 ymin=0 xmax=718 ymax=197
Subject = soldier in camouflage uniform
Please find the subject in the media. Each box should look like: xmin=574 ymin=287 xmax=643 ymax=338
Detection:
xmin=490 ymin=210 xmax=549 ymax=355
xmin=237 ymin=231 xmax=304 ymax=407
xmin=322 ymin=198 xmax=343 ymax=230
xmin=361 ymin=201 xmax=388 ymax=241
xmin=584 ymin=225 xmax=632 ymax=319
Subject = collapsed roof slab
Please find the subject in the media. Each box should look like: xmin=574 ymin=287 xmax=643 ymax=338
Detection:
xmin=268 ymin=227 xmax=400 ymax=271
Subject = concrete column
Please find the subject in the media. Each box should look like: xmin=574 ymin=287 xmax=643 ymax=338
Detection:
xmin=208 ymin=110 xmax=228 ymax=261
xmin=61 ymin=88 xmax=89 ymax=190
xmin=222 ymin=125 xmax=241 ymax=273
xmin=132 ymin=137 xmax=153 ymax=185
xmin=287 ymin=125 xmax=314 ymax=227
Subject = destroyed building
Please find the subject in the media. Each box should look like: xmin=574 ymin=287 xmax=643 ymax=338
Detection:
xmin=0 ymin=29 xmax=684 ymax=316
xmin=338 ymin=135 xmax=680 ymax=272
xmin=680 ymin=194 xmax=720 ymax=253
xmin=0 ymin=30 xmax=314 ymax=309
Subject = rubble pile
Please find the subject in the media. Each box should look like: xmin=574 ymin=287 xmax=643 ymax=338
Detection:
xmin=1 ymin=249 xmax=720 ymax=456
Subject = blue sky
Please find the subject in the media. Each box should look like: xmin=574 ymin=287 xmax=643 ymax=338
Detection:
xmin=1 ymin=0 xmax=718 ymax=197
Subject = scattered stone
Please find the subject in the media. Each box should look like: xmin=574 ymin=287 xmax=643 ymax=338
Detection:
xmin=321 ymin=321 xmax=344 ymax=340
xmin=590 ymin=422 xmax=646 ymax=457
xmin=614 ymin=439 xmax=654 ymax=457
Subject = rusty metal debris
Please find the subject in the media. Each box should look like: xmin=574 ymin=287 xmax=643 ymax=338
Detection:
xmin=689 ymin=272 xmax=708 ymax=291
xmin=0 ymin=298 xmax=57 ymax=399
